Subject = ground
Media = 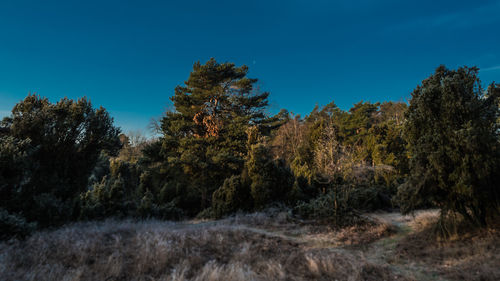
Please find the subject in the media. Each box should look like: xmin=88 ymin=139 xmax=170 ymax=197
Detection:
xmin=1 ymin=209 xmax=498 ymax=281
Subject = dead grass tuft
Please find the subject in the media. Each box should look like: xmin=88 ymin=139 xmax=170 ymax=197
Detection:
xmin=395 ymin=211 xmax=500 ymax=281
xmin=0 ymin=214 xmax=405 ymax=281
xmin=10 ymin=209 xmax=496 ymax=280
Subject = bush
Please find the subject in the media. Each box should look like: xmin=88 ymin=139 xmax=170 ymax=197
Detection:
xmin=400 ymin=66 xmax=500 ymax=228
xmin=80 ymin=175 xmax=135 ymax=220
xmin=0 ymin=95 xmax=121 ymax=228
xmin=211 ymin=175 xmax=251 ymax=218
xmin=246 ymin=144 xmax=294 ymax=209
xmin=0 ymin=208 xmax=36 ymax=239
xmin=294 ymin=183 xmax=392 ymax=226
xmin=347 ymin=184 xmax=392 ymax=211
xmin=137 ymin=190 xmax=184 ymax=220
xmin=294 ymin=189 xmax=361 ymax=227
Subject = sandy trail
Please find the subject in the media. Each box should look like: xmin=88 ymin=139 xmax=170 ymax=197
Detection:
xmin=222 ymin=209 xmax=444 ymax=280
xmin=359 ymin=210 xmax=446 ymax=281
xmin=181 ymin=209 xmax=444 ymax=280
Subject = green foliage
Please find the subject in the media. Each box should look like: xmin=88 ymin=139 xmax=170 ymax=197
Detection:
xmin=294 ymin=182 xmax=392 ymax=226
xmin=137 ymin=189 xmax=155 ymax=217
xmin=0 ymin=208 xmax=37 ymax=239
xmin=272 ymin=115 xmax=316 ymax=185
xmin=211 ymin=142 xmax=296 ymax=216
xmin=398 ymin=66 xmax=500 ymax=227
xmin=347 ymin=184 xmax=392 ymax=211
xmin=5 ymin=61 xmax=497 ymax=236
xmin=0 ymin=136 xmax=35 ymax=216
xmin=340 ymin=101 xmax=380 ymax=149
xmin=246 ymin=143 xmax=294 ymax=208
xmin=211 ymin=175 xmax=251 ymax=218
xmin=0 ymin=94 xmax=121 ymax=228
xmin=80 ymin=156 xmax=186 ymax=220
xmin=271 ymin=100 xmax=407 ymax=203
xmin=294 ymin=188 xmax=361 ymax=226
xmin=80 ymin=175 xmax=133 ymax=219
xmin=142 ymin=58 xmax=272 ymax=214
xmin=136 ymin=190 xmax=184 ymax=219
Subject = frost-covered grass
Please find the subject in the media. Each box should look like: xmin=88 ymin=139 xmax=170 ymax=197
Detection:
xmin=2 ymin=209 xmax=497 ymax=281
xmin=0 ymin=210 xmax=400 ymax=281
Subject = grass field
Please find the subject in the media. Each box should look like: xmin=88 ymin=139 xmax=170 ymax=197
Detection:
xmin=1 ymin=209 xmax=498 ymax=281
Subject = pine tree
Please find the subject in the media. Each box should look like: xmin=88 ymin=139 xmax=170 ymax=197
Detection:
xmin=153 ymin=58 xmax=270 ymax=212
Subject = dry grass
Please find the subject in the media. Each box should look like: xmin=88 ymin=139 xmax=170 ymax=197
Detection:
xmin=4 ymin=209 xmax=497 ymax=281
xmin=0 ymin=211 xmax=404 ymax=281
xmin=217 ymin=209 xmax=396 ymax=248
xmin=394 ymin=211 xmax=500 ymax=281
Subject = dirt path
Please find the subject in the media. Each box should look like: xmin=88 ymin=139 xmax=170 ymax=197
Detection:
xmin=359 ymin=210 xmax=447 ymax=281
xmin=160 ymin=209 xmax=448 ymax=280
xmin=182 ymin=210 xmax=445 ymax=280
xmin=223 ymin=210 xmax=445 ymax=280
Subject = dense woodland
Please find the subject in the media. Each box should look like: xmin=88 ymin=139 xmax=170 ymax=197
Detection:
xmin=1 ymin=59 xmax=499 ymax=239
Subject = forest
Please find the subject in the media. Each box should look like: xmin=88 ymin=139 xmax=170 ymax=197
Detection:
xmin=1 ymin=59 xmax=499 ymax=237
xmin=1 ymin=59 xmax=499 ymax=280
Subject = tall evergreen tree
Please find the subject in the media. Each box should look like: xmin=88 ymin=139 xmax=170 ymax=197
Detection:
xmin=399 ymin=66 xmax=500 ymax=228
xmin=152 ymin=58 xmax=270 ymax=212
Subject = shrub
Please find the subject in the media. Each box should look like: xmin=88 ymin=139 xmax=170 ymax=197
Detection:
xmin=346 ymin=184 xmax=391 ymax=211
xmin=246 ymin=144 xmax=294 ymax=209
xmin=294 ymin=182 xmax=392 ymax=226
xmin=0 ymin=95 xmax=121 ymax=228
xmin=137 ymin=190 xmax=184 ymax=220
xmin=80 ymin=160 xmax=142 ymax=220
xmin=0 ymin=208 xmax=36 ymax=239
xmin=294 ymin=187 xmax=361 ymax=226
xmin=399 ymin=66 xmax=500 ymax=228
xmin=80 ymin=175 xmax=135 ymax=220
xmin=211 ymin=175 xmax=251 ymax=218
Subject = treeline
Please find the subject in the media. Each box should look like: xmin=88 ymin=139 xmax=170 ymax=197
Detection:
xmin=1 ymin=59 xmax=499 ymax=239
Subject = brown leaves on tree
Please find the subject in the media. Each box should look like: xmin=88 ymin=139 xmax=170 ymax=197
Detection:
xmin=193 ymin=110 xmax=223 ymax=138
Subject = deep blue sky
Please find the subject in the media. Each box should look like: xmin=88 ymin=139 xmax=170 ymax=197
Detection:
xmin=1 ymin=0 xmax=499 ymax=134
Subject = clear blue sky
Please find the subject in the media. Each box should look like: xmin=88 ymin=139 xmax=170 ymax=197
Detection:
xmin=1 ymin=0 xmax=499 ymax=134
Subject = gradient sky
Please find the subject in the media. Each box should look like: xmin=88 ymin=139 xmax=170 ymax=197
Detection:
xmin=1 ymin=0 xmax=499 ymax=134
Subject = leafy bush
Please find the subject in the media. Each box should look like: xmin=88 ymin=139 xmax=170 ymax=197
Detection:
xmin=0 ymin=95 xmax=121 ymax=229
xmin=294 ymin=183 xmax=393 ymax=226
xmin=346 ymin=184 xmax=392 ymax=211
xmin=399 ymin=66 xmax=500 ymax=228
xmin=80 ymin=159 xmax=142 ymax=220
xmin=137 ymin=190 xmax=184 ymax=220
xmin=211 ymin=175 xmax=251 ymax=218
xmin=80 ymin=175 xmax=134 ymax=220
xmin=246 ymin=144 xmax=294 ymax=209
xmin=294 ymin=189 xmax=361 ymax=226
xmin=0 ymin=208 xmax=36 ymax=239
